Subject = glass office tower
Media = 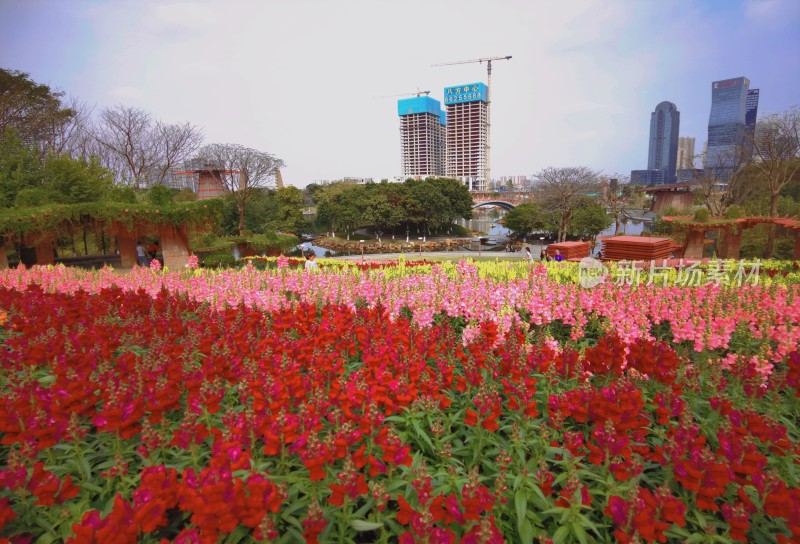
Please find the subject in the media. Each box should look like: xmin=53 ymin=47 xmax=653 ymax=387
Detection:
xmin=647 ymin=101 xmax=680 ymax=184
xmin=745 ymin=89 xmax=760 ymax=137
xmin=706 ymin=77 xmax=750 ymax=181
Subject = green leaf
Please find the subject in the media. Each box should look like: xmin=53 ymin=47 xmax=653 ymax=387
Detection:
xmin=541 ymin=506 xmax=568 ymax=516
xmin=79 ymin=481 xmax=103 ymax=493
xmin=35 ymin=534 xmax=57 ymax=544
xmin=552 ymin=525 xmax=570 ymax=544
xmin=515 ymin=490 xmax=528 ymax=535
xmin=530 ymin=483 xmax=549 ymax=508
xmin=412 ymin=419 xmax=435 ymax=451
xmin=520 ymin=519 xmax=534 ymax=544
xmin=572 ymin=523 xmax=589 ymax=544
xmin=223 ymin=526 xmax=252 ymax=544
xmin=350 ymin=519 xmax=383 ymax=531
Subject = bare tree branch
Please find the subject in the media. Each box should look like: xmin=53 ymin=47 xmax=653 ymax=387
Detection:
xmin=742 ymin=106 xmax=800 ymax=255
xmin=694 ymin=144 xmax=759 ymax=217
xmin=41 ymin=96 xmax=94 ymax=157
xmin=534 ymin=166 xmax=600 ymax=242
xmin=599 ymin=175 xmax=634 ymax=233
xmin=153 ymin=121 xmax=204 ymax=186
xmin=94 ymin=105 xmax=158 ymax=190
xmin=196 ymin=143 xmax=285 ymax=235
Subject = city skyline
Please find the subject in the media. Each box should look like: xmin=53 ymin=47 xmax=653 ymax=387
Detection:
xmin=1 ymin=0 xmax=799 ymax=187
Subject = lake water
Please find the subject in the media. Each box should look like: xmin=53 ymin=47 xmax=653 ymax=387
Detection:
xmin=299 ymin=210 xmax=651 ymax=257
xmin=296 ymin=243 xmax=336 ymax=257
xmin=457 ymin=209 xmax=511 ymax=238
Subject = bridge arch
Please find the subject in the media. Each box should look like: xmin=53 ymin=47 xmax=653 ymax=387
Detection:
xmin=471 ymin=200 xmax=516 ymax=211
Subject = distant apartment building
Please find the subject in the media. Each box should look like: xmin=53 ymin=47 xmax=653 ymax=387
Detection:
xmin=677 ymin=137 xmax=696 ymax=170
xmin=676 ymin=169 xmax=704 ymax=184
xmin=444 ymin=82 xmax=488 ymax=192
xmin=498 ymin=175 xmax=530 ymax=191
xmin=706 ymin=77 xmax=754 ymax=181
xmin=630 ymin=170 xmax=664 ymax=185
xmin=398 ymin=96 xmax=446 ymax=179
xmin=631 ymin=101 xmax=680 ymax=185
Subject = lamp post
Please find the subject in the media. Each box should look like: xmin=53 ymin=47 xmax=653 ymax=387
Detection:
xmin=359 ymin=240 xmax=365 ymax=262
xmin=418 ymin=237 xmax=423 ymax=258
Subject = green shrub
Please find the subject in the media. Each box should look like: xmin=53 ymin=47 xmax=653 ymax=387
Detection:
xmin=724 ymin=205 xmax=745 ymax=219
xmin=693 ymin=208 xmax=710 ymax=223
xmin=199 ymin=251 xmax=237 ymax=268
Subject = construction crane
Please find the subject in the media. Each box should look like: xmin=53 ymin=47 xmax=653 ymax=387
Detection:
xmin=432 ymin=55 xmax=512 ymax=188
xmin=373 ymin=89 xmax=430 ymax=99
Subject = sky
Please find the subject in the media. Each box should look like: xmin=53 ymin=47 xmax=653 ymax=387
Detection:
xmin=1 ymin=0 xmax=799 ymax=188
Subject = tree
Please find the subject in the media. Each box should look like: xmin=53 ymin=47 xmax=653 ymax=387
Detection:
xmin=405 ymin=179 xmax=450 ymax=235
xmin=535 ymin=166 xmax=600 ymax=242
xmin=502 ymin=201 xmax=548 ymax=236
xmin=362 ymin=183 xmax=410 ymax=235
xmin=569 ymin=201 xmax=612 ymax=241
xmin=743 ymin=107 xmax=800 ymax=257
xmin=599 ymin=176 xmax=633 ymax=233
xmin=274 ymin=186 xmax=307 ymax=234
xmin=0 ymin=68 xmax=76 ymax=151
xmin=197 ymin=143 xmax=284 ymax=235
xmin=151 ymin=121 xmax=203 ymax=186
xmin=94 ymin=105 xmax=202 ymax=189
xmin=94 ymin=105 xmax=156 ymax=189
xmin=219 ymin=189 xmax=279 ymax=235
xmin=427 ymin=177 xmax=474 ymax=223
xmin=173 ymin=187 xmax=198 ymax=202
xmin=694 ymin=145 xmax=760 ymax=217
xmin=304 ymin=182 xmax=323 ymax=206
xmin=0 ymin=124 xmax=114 ymax=208
xmin=145 ymin=184 xmax=173 ymax=207
xmin=0 ymin=128 xmax=41 ymax=207
xmin=41 ymin=154 xmax=113 ymax=204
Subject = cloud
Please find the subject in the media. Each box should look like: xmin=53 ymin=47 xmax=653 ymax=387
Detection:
xmin=152 ymin=2 xmax=217 ymax=29
xmin=744 ymin=0 xmax=800 ymax=25
xmin=109 ymin=86 xmax=147 ymax=103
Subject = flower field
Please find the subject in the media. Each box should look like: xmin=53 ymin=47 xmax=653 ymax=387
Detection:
xmin=1 ymin=262 xmax=799 ymax=544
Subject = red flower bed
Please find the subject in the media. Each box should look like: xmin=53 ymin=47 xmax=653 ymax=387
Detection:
xmin=0 ymin=284 xmax=798 ymax=543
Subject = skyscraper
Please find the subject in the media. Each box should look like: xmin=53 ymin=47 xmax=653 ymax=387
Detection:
xmin=745 ymin=88 xmax=760 ymax=138
xmin=647 ymin=101 xmax=680 ymax=184
xmin=398 ymin=96 xmax=446 ymax=179
xmin=677 ymin=137 xmax=696 ymax=170
xmin=706 ymin=77 xmax=751 ymax=179
xmin=444 ymin=82 xmax=488 ymax=192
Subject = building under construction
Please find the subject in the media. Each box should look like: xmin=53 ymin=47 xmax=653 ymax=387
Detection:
xmin=444 ymin=82 xmax=488 ymax=192
xmin=398 ymin=96 xmax=446 ymax=179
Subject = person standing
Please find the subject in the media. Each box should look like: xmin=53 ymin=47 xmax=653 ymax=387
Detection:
xmin=524 ymin=247 xmax=533 ymax=262
xmin=554 ymin=249 xmax=565 ymax=262
xmin=304 ymin=253 xmax=318 ymax=271
xmin=135 ymin=241 xmax=149 ymax=266
xmin=147 ymin=241 xmax=160 ymax=260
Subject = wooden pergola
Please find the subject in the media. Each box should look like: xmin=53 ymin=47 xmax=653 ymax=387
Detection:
xmin=662 ymin=216 xmax=800 ymax=260
xmin=644 ymin=182 xmax=700 ymax=215
xmin=0 ymin=201 xmax=222 ymax=270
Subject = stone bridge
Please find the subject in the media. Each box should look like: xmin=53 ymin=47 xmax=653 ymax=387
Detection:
xmin=471 ymin=192 xmax=534 ymax=210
